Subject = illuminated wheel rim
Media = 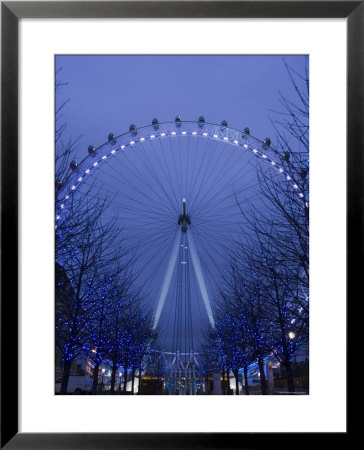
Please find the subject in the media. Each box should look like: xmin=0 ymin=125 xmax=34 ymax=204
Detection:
xmin=55 ymin=119 xmax=307 ymax=354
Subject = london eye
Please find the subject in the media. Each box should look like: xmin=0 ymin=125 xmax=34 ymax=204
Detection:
xmin=56 ymin=117 xmax=307 ymax=394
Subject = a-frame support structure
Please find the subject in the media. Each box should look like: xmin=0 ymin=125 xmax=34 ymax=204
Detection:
xmin=152 ymin=198 xmax=215 ymax=330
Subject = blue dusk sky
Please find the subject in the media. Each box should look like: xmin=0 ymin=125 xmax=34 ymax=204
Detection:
xmin=56 ymin=55 xmax=308 ymax=352
xmin=56 ymin=55 xmax=307 ymax=157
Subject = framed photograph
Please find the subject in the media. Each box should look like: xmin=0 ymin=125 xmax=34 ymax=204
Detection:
xmin=1 ymin=1 xmax=358 ymax=447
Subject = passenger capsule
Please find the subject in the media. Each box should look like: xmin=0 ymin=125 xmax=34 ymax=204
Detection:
xmin=152 ymin=118 xmax=159 ymax=130
xmin=175 ymin=115 xmax=182 ymax=127
xmin=55 ymin=180 xmax=63 ymax=190
xmin=88 ymin=145 xmax=96 ymax=155
xmin=283 ymin=151 xmax=290 ymax=161
xmin=242 ymin=127 xmax=250 ymax=137
xmin=300 ymin=168 xmax=308 ymax=179
xmin=108 ymin=133 xmax=116 ymax=142
xmin=198 ymin=116 xmax=205 ymax=128
xmin=70 ymin=160 xmax=78 ymax=171
xmin=220 ymin=120 xmax=228 ymax=131
xmin=263 ymin=138 xmax=271 ymax=149
xmin=129 ymin=124 xmax=137 ymax=136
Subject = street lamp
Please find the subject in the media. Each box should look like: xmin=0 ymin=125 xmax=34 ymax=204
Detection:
xmin=101 ymin=368 xmax=105 ymax=391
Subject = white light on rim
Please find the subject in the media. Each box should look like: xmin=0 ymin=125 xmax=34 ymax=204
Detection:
xmin=243 ymin=144 xmax=248 ymax=149
xmin=161 ymin=133 xmax=166 ymax=136
xmin=60 ymin=204 xmax=64 ymax=209
xmin=262 ymin=154 xmax=267 ymax=158
xmin=293 ymin=184 xmax=298 ymax=189
xmin=93 ymin=162 xmax=98 ymax=166
xmin=140 ymin=137 xmax=145 ymax=141
xmin=121 ymin=145 xmax=125 ymax=149
xmin=213 ymin=134 xmax=218 ymax=138
xmin=182 ymin=131 xmax=187 ymax=135
xmin=299 ymin=193 xmax=304 ymax=198
xmin=71 ymin=186 xmax=76 ymax=190
xmin=111 ymin=150 xmax=116 ymax=154
xmin=234 ymin=140 xmax=238 ymax=144
xmin=192 ymin=131 xmax=197 ymax=135
xmin=286 ymin=176 xmax=291 ymax=180
xmin=279 ymin=168 xmax=284 ymax=173
xmin=78 ymin=177 xmax=83 ymax=182
xmin=171 ymin=131 xmax=176 ymax=135
xmin=130 ymin=141 xmax=135 ymax=145
xmin=65 ymin=195 xmax=69 ymax=200
xmin=253 ymin=149 xmax=258 ymax=154
xmin=56 ymin=215 xmax=60 ymax=220
xmin=271 ymin=161 xmax=276 ymax=166
xmin=203 ymin=132 xmax=208 ymax=136
xmin=102 ymin=155 xmax=107 ymax=160
xmin=150 ymin=135 xmax=155 ymax=139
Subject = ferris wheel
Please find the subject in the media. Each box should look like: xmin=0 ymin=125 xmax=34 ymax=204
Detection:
xmin=55 ymin=117 xmax=306 ymax=388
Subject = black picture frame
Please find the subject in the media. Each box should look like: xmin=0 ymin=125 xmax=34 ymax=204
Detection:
xmin=1 ymin=1 xmax=358 ymax=448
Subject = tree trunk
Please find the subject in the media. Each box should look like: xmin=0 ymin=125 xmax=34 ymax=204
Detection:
xmin=243 ymin=365 xmax=249 ymax=395
xmin=60 ymin=359 xmax=72 ymax=394
xmin=131 ymin=368 xmax=135 ymax=394
xmin=258 ymin=358 xmax=267 ymax=395
xmin=138 ymin=367 xmax=142 ymax=395
xmin=285 ymin=360 xmax=295 ymax=393
xmin=123 ymin=370 xmax=128 ymax=392
xmin=92 ymin=362 xmax=100 ymax=395
xmin=110 ymin=364 xmax=117 ymax=394
xmin=233 ymin=369 xmax=240 ymax=395
xmin=281 ymin=341 xmax=295 ymax=393
xmin=227 ymin=369 xmax=231 ymax=391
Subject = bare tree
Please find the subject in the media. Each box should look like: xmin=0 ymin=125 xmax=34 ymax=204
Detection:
xmin=55 ymin=197 xmax=122 ymax=394
xmin=235 ymin=56 xmax=309 ymax=340
xmin=104 ymin=275 xmax=137 ymax=394
xmin=212 ymin=58 xmax=309 ymax=395
xmin=86 ymin=260 xmax=134 ymax=394
xmin=55 ymin=67 xmax=81 ymax=186
xmin=55 ymin=70 xmax=156 ymax=397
